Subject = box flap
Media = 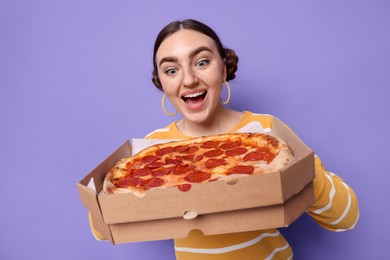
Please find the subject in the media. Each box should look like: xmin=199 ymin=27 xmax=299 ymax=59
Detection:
xmin=77 ymin=141 xmax=132 ymax=218
xmin=77 ymin=183 xmax=101 ymax=218
xmin=284 ymin=182 xmax=314 ymax=225
xmin=272 ymin=117 xmax=312 ymax=158
xmin=272 ymin=117 xmax=315 ymax=200
xmin=78 ymin=140 xmax=132 ymax=192
xmin=90 ymin=211 xmax=115 ymax=243
xmin=280 ymin=151 xmax=315 ymax=201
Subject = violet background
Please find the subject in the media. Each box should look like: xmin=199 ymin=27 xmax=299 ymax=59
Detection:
xmin=1 ymin=0 xmax=389 ymax=259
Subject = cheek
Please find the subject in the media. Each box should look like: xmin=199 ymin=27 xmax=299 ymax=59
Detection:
xmin=158 ymin=73 xmax=173 ymax=91
xmin=204 ymin=72 xmax=224 ymax=92
xmin=211 ymin=80 xmax=224 ymax=101
xmin=160 ymin=79 xmax=173 ymax=93
xmin=160 ymin=77 xmax=179 ymax=98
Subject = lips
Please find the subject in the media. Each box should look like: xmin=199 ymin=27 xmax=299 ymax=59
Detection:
xmin=180 ymin=90 xmax=208 ymax=110
xmin=181 ymin=90 xmax=207 ymax=103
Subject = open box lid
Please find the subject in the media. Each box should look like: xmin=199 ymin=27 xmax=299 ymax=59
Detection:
xmin=78 ymin=116 xmax=315 ymax=225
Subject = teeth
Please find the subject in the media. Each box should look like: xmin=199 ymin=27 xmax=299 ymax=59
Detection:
xmin=183 ymin=91 xmax=206 ymax=99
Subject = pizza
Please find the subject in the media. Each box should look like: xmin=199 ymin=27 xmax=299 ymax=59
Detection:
xmin=103 ymin=133 xmax=293 ymax=197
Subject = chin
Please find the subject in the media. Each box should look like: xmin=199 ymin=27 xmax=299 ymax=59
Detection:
xmin=181 ymin=110 xmax=205 ymax=122
xmin=187 ymin=116 xmax=208 ymax=125
xmin=184 ymin=109 xmax=217 ymax=126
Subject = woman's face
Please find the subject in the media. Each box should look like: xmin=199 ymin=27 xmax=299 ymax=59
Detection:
xmin=155 ymin=29 xmax=226 ymax=125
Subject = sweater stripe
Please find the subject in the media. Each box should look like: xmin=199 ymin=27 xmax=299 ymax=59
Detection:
xmin=145 ymin=127 xmax=170 ymax=138
xmin=312 ymin=173 xmax=336 ymax=214
xmin=335 ymin=211 xmax=360 ymax=232
xmin=330 ymin=182 xmax=351 ymax=225
xmin=174 ymin=231 xmax=280 ymax=254
xmin=264 ymin=243 xmax=291 ymax=260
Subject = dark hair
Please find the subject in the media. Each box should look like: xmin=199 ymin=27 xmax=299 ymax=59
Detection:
xmin=152 ymin=19 xmax=239 ymax=91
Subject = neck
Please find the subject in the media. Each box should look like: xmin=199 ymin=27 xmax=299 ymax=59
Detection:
xmin=177 ymin=105 xmax=243 ymax=137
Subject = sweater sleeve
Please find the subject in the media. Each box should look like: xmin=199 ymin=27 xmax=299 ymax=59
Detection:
xmin=307 ymin=155 xmax=359 ymax=231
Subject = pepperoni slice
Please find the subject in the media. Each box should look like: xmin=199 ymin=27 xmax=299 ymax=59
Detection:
xmin=142 ymin=177 xmax=165 ymax=189
xmin=173 ymin=164 xmax=194 ymax=175
xmin=141 ymin=155 xmax=160 ymax=164
xmin=184 ymin=171 xmax=211 ymax=183
xmin=185 ymin=146 xmax=200 ymax=154
xmin=200 ymin=141 xmax=219 ymax=148
xmin=126 ymin=161 xmax=132 ymax=168
xmin=146 ymin=161 xmax=165 ymax=169
xmin=152 ymin=166 xmax=173 ymax=176
xmin=243 ymin=151 xmax=263 ymax=162
xmin=205 ymin=158 xmax=227 ymax=168
xmin=265 ymin=135 xmax=279 ymax=148
xmin=174 ymin=145 xmax=190 ymax=153
xmin=133 ymin=167 xmax=152 ymax=177
xmin=193 ymin=154 xmax=204 ymax=163
xmin=220 ymin=141 xmax=241 ymax=150
xmin=177 ymin=184 xmax=192 ymax=192
xmin=243 ymin=148 xmax=274 ymax=163
xmin=115 ymin=176 xmax=143 ymax=188
xmin=227 ymin=165 xmax=254 ymax=175
xmin=183 ymin=154 xmax=195 ymax=161
xmin=225 ymin=147 xmax=248 ymax=156
xmin=258 ymin=148 xmax=275 ymax=163
xmin=203 ymin=149 xmax=223 ymax=158
xmin=165 ymin=158 xmax=181 ymax=165
xmin=174 ymin=155 xmax=184 ymax=161
xmin=156 ymin=147 xmax=174 ymax=156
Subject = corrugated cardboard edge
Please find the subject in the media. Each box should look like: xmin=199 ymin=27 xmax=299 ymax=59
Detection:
xmin=93 ymin=182 xmax=313 ymax=244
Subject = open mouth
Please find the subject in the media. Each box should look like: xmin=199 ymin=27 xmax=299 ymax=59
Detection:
xmin=181 ymin=91 xmax=207 ymax=104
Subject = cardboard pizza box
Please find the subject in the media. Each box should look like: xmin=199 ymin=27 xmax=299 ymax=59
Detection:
xmin=77 ymin=116 xmax=315 ymax=244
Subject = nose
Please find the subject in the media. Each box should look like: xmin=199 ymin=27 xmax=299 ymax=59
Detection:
xmin=182 ymin=67 xmax=199 ymax=88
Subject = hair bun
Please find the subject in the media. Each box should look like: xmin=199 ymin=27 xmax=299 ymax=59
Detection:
xmin=224 ymin=48 xmax=239 ymax=81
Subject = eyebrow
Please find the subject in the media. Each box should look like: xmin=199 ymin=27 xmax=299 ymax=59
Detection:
xmin=158 ymin=46 xmax=213 ymax=68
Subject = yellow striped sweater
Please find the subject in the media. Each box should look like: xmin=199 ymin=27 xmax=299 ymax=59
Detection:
xmin=89 ymin=111 xmax=359 ymax=259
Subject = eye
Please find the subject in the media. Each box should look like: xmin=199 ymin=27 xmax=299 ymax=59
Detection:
xmin=165 ymin=68 xmax=178 ymax=76
xmin=196 ymin=59 xmax=209 ymax=68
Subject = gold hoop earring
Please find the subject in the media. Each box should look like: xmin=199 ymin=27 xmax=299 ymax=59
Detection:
xmin=221 ymin=81 xmax=231 ymax=105
xmin=161 ymin=94 xmax=178 ymax=116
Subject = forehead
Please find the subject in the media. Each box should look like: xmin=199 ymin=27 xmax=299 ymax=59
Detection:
xmin=156 ymin=29 xmax=218 ymax=60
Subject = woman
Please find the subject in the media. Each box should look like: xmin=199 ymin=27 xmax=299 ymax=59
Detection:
xmin=91 ymin=19 xmax=359 ymax=259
